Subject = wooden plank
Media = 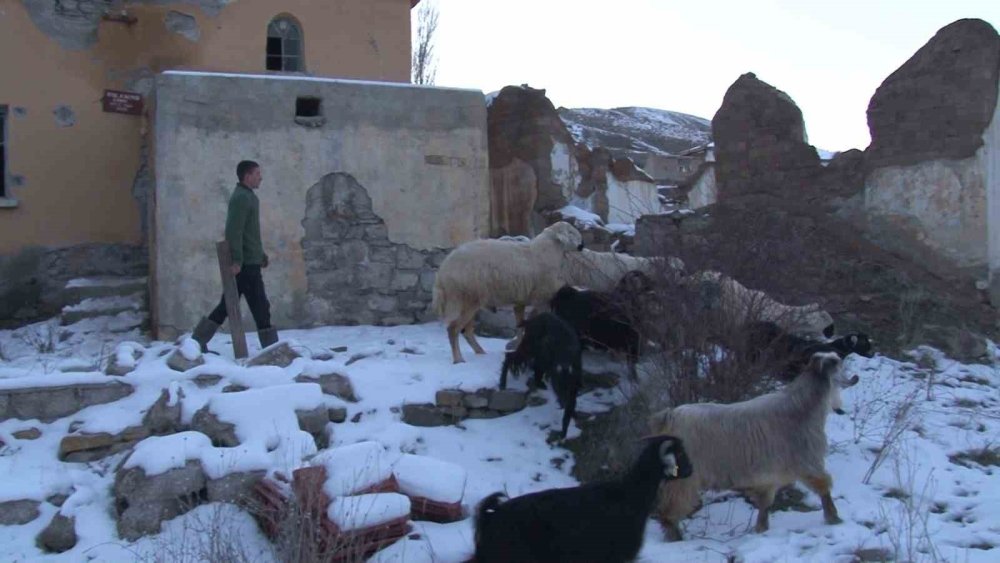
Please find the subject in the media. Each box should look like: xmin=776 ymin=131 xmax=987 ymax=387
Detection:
xmin=216 ymin=240 xmax=248 ymax=359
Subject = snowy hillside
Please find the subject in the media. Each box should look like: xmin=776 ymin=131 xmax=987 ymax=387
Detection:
xmin=559 ymin=106 xmax=712 ymax=157
xmin=1 ymin=318 xmax=999 ymax=562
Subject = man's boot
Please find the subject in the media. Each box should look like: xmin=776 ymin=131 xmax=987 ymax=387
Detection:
xmin=191 ymin=317 xmax=220 ymax=354
xmin=258 ymin=327 xmax=279 ymax=349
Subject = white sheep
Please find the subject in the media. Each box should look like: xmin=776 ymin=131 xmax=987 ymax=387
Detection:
xmin=685 ymin=271 xmax=834 ymax=339
xmin=648 ymin=352 xmax=857 ymax=540
xmin=563 ymin=249 xmax=685 ymax=292
xmin=432 ymin=222 xmax=584 ymax=364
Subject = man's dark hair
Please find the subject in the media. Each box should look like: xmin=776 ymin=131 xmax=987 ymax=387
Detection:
xmin=236 ymin=160 xmax=260 ymax=183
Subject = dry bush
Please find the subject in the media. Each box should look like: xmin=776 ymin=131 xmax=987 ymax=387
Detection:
xmin=570 ymin=247 xmax=824 ymax=482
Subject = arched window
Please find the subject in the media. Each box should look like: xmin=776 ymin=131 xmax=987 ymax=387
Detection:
xmin=266 ymin=16 xmax=303 ymax=72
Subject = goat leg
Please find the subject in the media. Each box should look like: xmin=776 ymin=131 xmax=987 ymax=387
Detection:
xmin=750 ymin=486 xmax=776 ymax=533
xmin=803 ymin=473 xmax=843 ymax=525
xmin=499 ymin=356 xmax=511 ymax=390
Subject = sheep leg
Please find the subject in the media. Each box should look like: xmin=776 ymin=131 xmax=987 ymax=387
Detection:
xmin=448 ymin=320 xmax=465 ymax=364
xmin=750 ymin=486 xmax=776 ymax=533
xmin=803 ymin=473 xmax=842 ymax=525
xmin=461 ymin=320 xmax=487 ymax=355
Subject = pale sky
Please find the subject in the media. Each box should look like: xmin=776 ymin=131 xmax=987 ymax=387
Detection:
xmin=427 ymin=0 xmax=1000 ymax=152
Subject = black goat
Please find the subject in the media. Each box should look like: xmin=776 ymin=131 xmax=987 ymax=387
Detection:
xmin=473 ymin=435 xmax=693 ymax=563
xmin=550 ymin=283 xmax=642 ymax=381
xmin=499 ymin=312 xmax=582 ymax=438
xmin=742 ymin=321 xmax=874 ymax=380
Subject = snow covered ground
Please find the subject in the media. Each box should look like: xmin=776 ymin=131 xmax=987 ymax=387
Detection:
xmin=1 ymin=318 xmax=999 ymax=562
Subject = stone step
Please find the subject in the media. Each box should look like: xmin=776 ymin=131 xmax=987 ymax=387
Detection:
xmin=60 ymin=293 xmax=147 ymax=326
xmin=59 ymin=310 xmax=149 ymax=337
xmin=62 ymin=277 xmax=148 ymax=303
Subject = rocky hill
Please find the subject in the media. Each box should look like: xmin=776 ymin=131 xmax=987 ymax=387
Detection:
xmin=557 ymin=106 xmax=712 ymax=159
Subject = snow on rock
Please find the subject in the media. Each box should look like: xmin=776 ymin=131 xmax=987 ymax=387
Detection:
xmin=392 ymin=454 xmax=467 ymax=503
xmin=114 ymin=342 xmax=143 ymax=370
xmin=178 ymin=338 xmax=201 ymax=362
xmin=605 ymin=223 xmax=636 ymax=236
xmin=327 ymin=493 xmax=411 ymax=532
xmin=557 ymin=205 xmax=604 ymax=228
xmin=315 ymin=441 xmax=398 ymax=497
xmin=194 ymin=384 xmax=325 ymax=473
xmin=123 ymin=432 xmax=213 ymax=476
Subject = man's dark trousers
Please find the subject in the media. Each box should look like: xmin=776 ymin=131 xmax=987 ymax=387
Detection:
xmin=208 ymin=265 xmax=271 ymax=329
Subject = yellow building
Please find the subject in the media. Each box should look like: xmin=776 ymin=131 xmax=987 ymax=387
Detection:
xmin=0 ymin=0 xmax=421 ymax=325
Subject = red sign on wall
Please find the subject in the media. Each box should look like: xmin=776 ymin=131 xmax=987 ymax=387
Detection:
xmin=102 ymin=89 xmax=143 ymax=115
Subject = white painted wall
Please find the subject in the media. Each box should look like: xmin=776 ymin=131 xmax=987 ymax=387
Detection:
xmin=984 ymin=76 xmax=1000 ymax=305
xmin=550 ymin=140 xmax=579 ymax=202
xmin=605 ymin=173 xmax=661 ymax=225
xmin=687 ymin=166 xmax=717 ymax=209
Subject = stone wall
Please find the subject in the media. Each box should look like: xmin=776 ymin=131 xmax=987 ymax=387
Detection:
xmin=300 ymin=174 xmax=447 ymax=327
xmin=152 ymin=72 xmax=489 ymax=337
xmin=859 ymin=18 xmax=999 ymax=286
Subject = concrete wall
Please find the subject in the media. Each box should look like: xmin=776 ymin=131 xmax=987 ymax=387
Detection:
xmin=605 ymin=174 xmax=661 ymax=225
xmin=0 ymin=0 xmax=414 ymax=324
xmin=864 ymin=159 xmax=987 ymax=271
xmin=0 ymin=0 xmax=412 ymax=255
xmin=152 ymin=72 xmax=488 ymax=337
xmin=986 ymin=76 xmax=1000 ymax=305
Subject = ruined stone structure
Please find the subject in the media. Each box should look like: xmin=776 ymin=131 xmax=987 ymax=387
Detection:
xmin=712 ymin=72 xmax=824 ymax=202
xmin=860 ymin=18 xmax=1000 ymax=303
xmin=487 ymin=86 xmax=660 ymax=237
xmin=663 ymin=19 xmax=999 ymax=305
xmin=153 ymin=72 xmax=488 ymax=337
xmin=0 ymin=0 xmax=421 ymax=326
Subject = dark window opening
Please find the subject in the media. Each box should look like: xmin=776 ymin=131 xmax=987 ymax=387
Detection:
xmin=1 ymin=105 xmax=7 ymax=198
xmin=296 ymin=97 xmax=322 ymax=118
xmin=266 ymin=17 xmax=303 ymax=72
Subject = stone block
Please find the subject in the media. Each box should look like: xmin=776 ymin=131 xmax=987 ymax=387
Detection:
xmin=463 ymin=393 xmax=489 ymax=409
xmin=206 ymin=470 xmax=266 ymax=504
xmin=466 ymin=409 xmax=503 ymax=419
xmin=368 ymin=294 xmax=398 ymax=313
xmin=327 ymin=407 xmax=348 ymax=423
xmin=358 ymin=263 xmax=394 ymax=290
xmin=401 ymin=404 xmax=451 ymax=427
xmin=247 ymin=341 xmax=302 ymax=368
xmin=192 ymin=374 xmax=223 ymax=388
xmin=295 ymin=406 xmax=330 ymax=437
xmin=190 ymin=407 xmax=239 ymax=447
xmin=396 ymin=247 xmax=428 ymax=269
xmin=36 ymin=513 xmax=77 ymax=553
xmin=419 ymin=271 xmax=436 ymax=292
xmin=391 ymin=271 xmax=420 ymax=290
xmin=142 ymin=388 xmax=182 ymax=435
xmin=13 ymin=427 xmax=42 ymax=440
xmin=294 ymin=372 xmax=358 ymax=402
xmin=0 ymin=499 xmax=41 ymax=526
xmin=435 ymin=389 xmax=465 ymax=407
xmin=166 ymin=348 xmax=205 ymax=372
xmin=488 ymin=390 xmax=527 ymax=412
xmin=59 ymin=433 xmax=116 ymax=459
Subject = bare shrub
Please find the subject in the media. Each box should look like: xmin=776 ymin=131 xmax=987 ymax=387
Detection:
xmin=875 ymin=447 xmax=942 ymax=563
xmin=570 ymin=241 xmax=825 ymax=481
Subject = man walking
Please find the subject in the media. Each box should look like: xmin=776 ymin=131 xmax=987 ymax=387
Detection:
xmin=190 ymin=160 xmax=278 ymax=352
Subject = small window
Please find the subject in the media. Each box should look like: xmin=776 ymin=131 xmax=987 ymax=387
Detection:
xmin=1 ymin=105 xmax=7 ymax=198
xmin=296 ymin=97 xmax=321 ymax=118
xmin=266 ymin=16 xmax=303 ymax=72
